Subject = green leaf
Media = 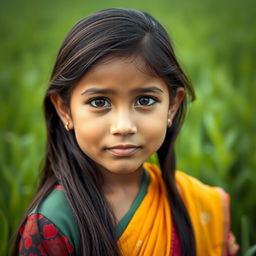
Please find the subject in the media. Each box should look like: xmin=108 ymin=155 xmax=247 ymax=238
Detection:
xmin=245 ymin=245 xmax=256 ymax=256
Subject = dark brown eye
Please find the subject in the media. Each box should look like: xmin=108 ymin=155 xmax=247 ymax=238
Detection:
xmin=136 ymin=96 xmax=156 ymax=106
xmin=89 ymin=98 xmax=110 ymax=108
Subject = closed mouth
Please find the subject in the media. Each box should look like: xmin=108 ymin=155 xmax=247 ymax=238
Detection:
xmin=105 ymin=145 xmax=141 ymax=157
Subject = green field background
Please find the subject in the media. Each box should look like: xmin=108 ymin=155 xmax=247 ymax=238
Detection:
xmin=1 ymin=0 xmax=255 ymax=255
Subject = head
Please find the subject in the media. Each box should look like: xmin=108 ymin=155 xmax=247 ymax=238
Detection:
xmin=46 ymin=8 xmax=195 ymax=177
xmin=51 ymin=54 xmax=186 ymax=179
xmin=13 ymin=8 xmax=196 ymax=256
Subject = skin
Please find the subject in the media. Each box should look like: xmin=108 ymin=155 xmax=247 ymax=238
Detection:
xmin=51 ymin=56 xmax=184 ymax=221
xmin=228 ymin=232 xmax=239 ymax=256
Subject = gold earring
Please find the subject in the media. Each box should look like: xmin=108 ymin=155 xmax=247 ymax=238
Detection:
xmin=167 ymin=118 xmax=172 ymax=127
xmin=65 ymin=122 xmax=69 ymax=131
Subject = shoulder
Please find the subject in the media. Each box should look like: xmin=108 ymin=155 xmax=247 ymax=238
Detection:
xmin=175 ymin=170 xmax=229 ymax=204
xmin=19 ymin=213 xmax=75 ymax=255
xmin=175 ymin=170 xmax=230 ymax=221
xmin=144 ymin=163 xmax=229 ymax=208
xmin=144 ymin=163 xmax=231 ymax=253
xmin=37 ymin=187 xmax=75 ymax=218
xmin=143 ymin=163 xmax=229 ymax=204
xmin=29 ymin=186 xmax=80 ymax=254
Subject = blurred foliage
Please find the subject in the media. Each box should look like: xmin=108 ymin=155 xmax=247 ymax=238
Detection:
xmin=0 ymin=0 xmax=255 ymax=254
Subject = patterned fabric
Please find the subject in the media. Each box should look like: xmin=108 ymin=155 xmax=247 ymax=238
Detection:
xmin=19 ymin=213 xmax=74 ymax=256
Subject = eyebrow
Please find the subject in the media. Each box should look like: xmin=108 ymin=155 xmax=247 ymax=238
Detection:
xmin=81 ymin=86 xmax=164 ymax=95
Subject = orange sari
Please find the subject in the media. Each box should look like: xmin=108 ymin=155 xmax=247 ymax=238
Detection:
xmin=118 ymin=163 xmax=230 ymax=256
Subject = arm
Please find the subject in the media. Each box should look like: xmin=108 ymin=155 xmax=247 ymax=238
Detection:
xmin=18 ymin=213 xmax=75 ymax=256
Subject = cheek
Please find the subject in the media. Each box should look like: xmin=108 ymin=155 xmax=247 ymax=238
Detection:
xmin=72 ymin=115 xmax=108 ymax=152
xmin=141 ymin=117 xmax=167 ymax=152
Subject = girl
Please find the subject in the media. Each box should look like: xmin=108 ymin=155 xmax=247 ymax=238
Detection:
xmin=12 ymin=8 xmax=239 ymax=256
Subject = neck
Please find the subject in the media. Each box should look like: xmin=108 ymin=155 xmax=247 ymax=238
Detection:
xmin=100 ymin=166 xmax=144 ymax=196
xmin=99 ymin=165 xmax=144 ymax=224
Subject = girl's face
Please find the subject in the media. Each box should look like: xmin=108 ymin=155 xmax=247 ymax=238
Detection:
xmin=53 ymin=56 xmax=184 ymax=176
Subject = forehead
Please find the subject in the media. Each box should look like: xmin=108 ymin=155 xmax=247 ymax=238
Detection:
xmin=74 ymin=55 xmax=169 ymax=94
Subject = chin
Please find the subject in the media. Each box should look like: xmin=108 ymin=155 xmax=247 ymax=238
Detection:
xmin=105 ymin=162 xmax=143 ymax=175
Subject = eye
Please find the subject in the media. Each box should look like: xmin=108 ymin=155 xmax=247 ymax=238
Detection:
xmin=88 ymin=97 xmax=111 ymax=108
xmin=135 ymin=96 xmax=157 ymax=106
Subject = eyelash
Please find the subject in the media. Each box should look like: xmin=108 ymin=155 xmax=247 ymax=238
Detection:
xmin=87 ymin=96 xmax=159 ymax=109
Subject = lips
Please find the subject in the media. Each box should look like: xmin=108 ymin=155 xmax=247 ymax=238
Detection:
xmin=106 ymin=144 xmax=141 ymax=157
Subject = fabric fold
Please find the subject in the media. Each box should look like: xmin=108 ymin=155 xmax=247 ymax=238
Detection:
xmin=118 ymin=163 xmax=172 ymax=256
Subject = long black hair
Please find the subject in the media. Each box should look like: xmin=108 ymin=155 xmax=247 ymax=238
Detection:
xmin=12 ymin=8 xmax=196 ymax=255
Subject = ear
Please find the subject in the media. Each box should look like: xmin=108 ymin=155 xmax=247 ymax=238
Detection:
xmin=50 ymin=94 xmax=74 ymax=130
xmin=168 ymin=87 xmax=185 ymax=123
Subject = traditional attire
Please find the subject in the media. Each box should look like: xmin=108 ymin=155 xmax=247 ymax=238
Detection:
xmin=18 ymin=163 xmax=230 ymax=256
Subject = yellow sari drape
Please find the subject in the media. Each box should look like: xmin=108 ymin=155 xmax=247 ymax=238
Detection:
xmin=117 ymin=163 xmax=230 ymax=256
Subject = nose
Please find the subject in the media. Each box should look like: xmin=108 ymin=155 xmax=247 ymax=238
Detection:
xmin=110 ymin=110 xmax=137 ymax=135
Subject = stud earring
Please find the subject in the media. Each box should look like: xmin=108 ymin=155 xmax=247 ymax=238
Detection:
xmin=167 ymin=118 xmax=172 ymax=127
xmin=65 ymin=122 xmax=70 ymax=131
